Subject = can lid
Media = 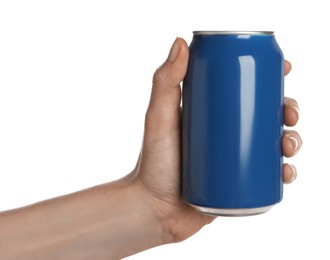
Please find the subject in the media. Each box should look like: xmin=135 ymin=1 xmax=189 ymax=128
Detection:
xmin=193 ymin=31 xmax=274 ymax=35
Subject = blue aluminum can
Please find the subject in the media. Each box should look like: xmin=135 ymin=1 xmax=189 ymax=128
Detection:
xmin=182 ymin=31 xmax=284 ymax=216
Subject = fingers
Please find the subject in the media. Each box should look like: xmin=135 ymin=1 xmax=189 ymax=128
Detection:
xmin=284 ymin=60 xmax=292 ymax=76
xmin=282 ymin=130 xmax=302 ymax=157
xmin=284 ymin=97 xmax=299 ymax=126
xmin=283 ymin=61 xmax=300 ymax=184
xmin=145 ymin=38 xmax=189 ymax=133
xmin=283 ymin=163 xmax=297 ymax=184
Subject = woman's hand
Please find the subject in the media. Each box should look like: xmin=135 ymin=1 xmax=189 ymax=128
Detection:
xmin=0 ymin=37 xmax=301 ymax=260
xmin=131 ymin=38 xmax=302 ymax=243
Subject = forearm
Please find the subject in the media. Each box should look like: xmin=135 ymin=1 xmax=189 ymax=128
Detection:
xmin=0 ymin=176 xmax=166 ymax=259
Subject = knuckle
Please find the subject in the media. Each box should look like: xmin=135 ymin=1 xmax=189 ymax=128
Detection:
xmin=284 ymin=129 xmax=299 ymax=136
xmin=284 ymin=97 xmax=298 ymax=106
xmin=152 ymin=67 xmax=165 ymax=86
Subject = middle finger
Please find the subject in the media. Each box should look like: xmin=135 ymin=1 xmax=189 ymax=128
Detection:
xmin=282 ymin=130 xmax=302 ymax=157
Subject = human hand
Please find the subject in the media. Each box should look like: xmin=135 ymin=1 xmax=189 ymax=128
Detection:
xmin=130 ymin=38 xmax=302 ymax=244
xmin=0 ymin=37 xmax=301 ymax=260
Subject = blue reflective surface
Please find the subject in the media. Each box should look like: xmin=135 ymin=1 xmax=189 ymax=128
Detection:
xmin=182 ymin=34 xmax=284 ymax=209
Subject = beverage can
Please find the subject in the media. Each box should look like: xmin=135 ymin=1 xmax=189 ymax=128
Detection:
xmin=182 ymin=31 xmax=284 ymax=216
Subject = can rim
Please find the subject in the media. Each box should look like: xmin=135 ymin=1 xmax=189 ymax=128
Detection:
xmin=193 ymin=31 xmax=274 ymax=35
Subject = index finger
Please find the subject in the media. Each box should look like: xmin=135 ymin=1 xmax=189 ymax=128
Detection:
xmin=285 ymin=60 xmax=292 ymax=76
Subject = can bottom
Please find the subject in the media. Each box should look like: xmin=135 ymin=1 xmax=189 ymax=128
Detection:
xmin=189 ymin=204 xmax=274 ymax=217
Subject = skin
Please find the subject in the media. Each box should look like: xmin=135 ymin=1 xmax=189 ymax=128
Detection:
xmin=0 ymin=38 xmax=302 ymax=259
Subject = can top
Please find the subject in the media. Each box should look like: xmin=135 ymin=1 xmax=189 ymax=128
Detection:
xmin=193 ymin=31 xmax=274 ymax=36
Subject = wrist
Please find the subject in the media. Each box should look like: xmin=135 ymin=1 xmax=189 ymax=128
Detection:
xmin=131 ymin=174 xmax=215 ymax=245
xmin=129 ymin=178 xmax=176 ymax=245
xmin=103 ymin=176 xmax=172 ymax=258
xmin=128 ymin=178 xmax=174 ymax=243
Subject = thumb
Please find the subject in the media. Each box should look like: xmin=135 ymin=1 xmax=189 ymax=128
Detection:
xmin=146 ymin=38 xmax=189 ymax=133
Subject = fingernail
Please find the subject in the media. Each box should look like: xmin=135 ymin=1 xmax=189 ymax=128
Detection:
xmin=291 ymin=104 xmax=300 ymax=115
xmin=167 ymin=37 xmax=180 ymax=62
xmin=290 ymin=164 xmax=297 ymax=182
xmin=292 ymin=105 xmax=300 ymax=122
xmin=289 ymin=136 xmax=299 ymax=152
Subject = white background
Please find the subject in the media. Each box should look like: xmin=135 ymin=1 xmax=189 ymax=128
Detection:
xmin=0 ymin=0 xmax=328 ymax=259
